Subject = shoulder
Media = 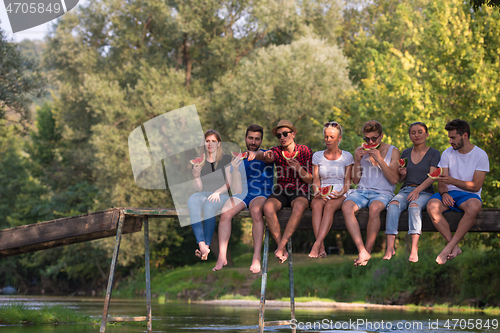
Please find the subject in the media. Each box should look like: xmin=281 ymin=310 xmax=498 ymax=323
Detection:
xmin=428 ymin=147 xmax=440 ymax=155
xmin=313 ymin=150 xmax=325 ymax=158
xmin=472 ymin=146 xmax=488 ymax=157
xmin=402 ymin=147 xmax=412 ymax=155
xmin=441 ymin=147 xmax=453 ymax=157
xmin=298 ymin=144 xmax=312 ymax=153
xmin=342 ymin=150 xmax=354 ymax=159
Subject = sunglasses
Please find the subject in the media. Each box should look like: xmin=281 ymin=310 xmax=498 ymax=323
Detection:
xmin=363 ymin=133 xmax=381 ymax=143
xmin=324 ymin=121 xmax=342 ymax=135
xmin=276 ymin=131 xmax=292 ymax=139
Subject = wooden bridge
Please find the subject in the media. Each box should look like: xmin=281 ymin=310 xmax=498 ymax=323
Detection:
xmin=0 ymin=207 xmax=499 ymax=332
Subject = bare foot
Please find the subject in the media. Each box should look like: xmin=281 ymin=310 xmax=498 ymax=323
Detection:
xmin=275 ymin=249 xmax=289 ymax=263
xmin=212 ymin=258 xmax=227 ymax=271
xmin=249 ymin=258 xmax=261 ymax=273
xmin=409 ymin=251 xmax=418 ymax=263
xmin=308 ymin=243 xmax=321 ymax=258
xmin=318 ymin=252 xmax=327 ymax=258
xmin=436 ymin=250 xmax=450 ymax=265
xmin=354 ymin=250 xmax=371 ymax=266
xmin=195 ymin=245 xmax=210 ymax=260
xmin=447 ymin=246 xmax=462 ymax=260
xmin=383 ymin=248 xmax=395 ymax=260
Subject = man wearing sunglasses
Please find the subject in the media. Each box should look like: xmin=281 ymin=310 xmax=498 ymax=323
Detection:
xmin=342 ymin=120 xmax=400 ymax=266
xmin=256 ymin=120 xmax=313 ymax=263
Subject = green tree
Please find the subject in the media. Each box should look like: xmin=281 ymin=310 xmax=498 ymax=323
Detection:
xmin=208 ymin=35 xmax=352 ymax=151
xmin=0 ymin=26 xmax=46 ymax=130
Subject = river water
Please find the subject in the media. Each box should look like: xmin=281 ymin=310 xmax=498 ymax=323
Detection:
xmin=1 ymin=296 xmax=499 ymax=332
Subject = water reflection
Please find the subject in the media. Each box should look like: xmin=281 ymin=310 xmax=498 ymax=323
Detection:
xmin=1 ymin=296 xmax=499 ymax=332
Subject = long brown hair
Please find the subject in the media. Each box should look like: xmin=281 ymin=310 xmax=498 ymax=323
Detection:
xmin=203 ymin=129 xmax=224 ymax=168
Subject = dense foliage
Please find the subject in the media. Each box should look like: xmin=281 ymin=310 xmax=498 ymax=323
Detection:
xmin=0 ymin=0 xmax=498 ymax=298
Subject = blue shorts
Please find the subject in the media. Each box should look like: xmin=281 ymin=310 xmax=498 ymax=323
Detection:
xmin=430 ymin=190 xmax=482 ymax=212
xmin=344 ymin=189 xmax=394 ymax=209
xmin=232 ymin=193 xmax=269 ymax=208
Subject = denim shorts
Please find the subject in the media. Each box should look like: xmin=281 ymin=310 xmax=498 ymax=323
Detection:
xmin=344 ymin=189 xmax=394 ymax=209
xmin=430 ymin=190 xmax=482 ymax=212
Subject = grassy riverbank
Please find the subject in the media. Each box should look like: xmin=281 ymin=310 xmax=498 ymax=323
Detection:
xmin=117 ymin=234 xmax=500 ymax=308
xmin=0 ymin=303 xmax=96 ymax=325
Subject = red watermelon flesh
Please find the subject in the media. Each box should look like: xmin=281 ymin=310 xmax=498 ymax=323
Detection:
xmin=231 ymin=151 xmax=248 ymax=159
xmin=190 ymin=153 xmax=206 ymax=166
xmin=362 ymin=142 xmax=381 ymax=150
xmin=427 ymin=167 xmax=442 ymax=179
xmin=282 ymin=150 xmax=299 ymax=160
xmin=319 ymin=185 xmax=334 ymax=197
xmin=398 ymin=158 xmax=408 ymax=167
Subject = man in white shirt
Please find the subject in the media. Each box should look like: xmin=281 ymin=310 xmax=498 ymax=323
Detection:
xmin=427 ymin=119 xmax=489 ymax=265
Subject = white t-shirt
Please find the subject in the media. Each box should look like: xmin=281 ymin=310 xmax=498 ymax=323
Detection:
xmin=312 ymin=150 xmax=354 ymax=191
xmin=438 ymin=146 xmax=489 ymax=197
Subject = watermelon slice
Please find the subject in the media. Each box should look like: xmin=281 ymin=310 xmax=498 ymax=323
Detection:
xmin=427 ymin=167 xmax=443 ymax=179
xmin=319 ymin=185 xmax=334 ymax=197
xmin=282 ymin=150 xmax=299 ymax=160
xmin=231 ymin=151 xmax=248 ymax=159
xmin=398 ymin=158 xmax=408 ymax=168
xmin=362 ymin=142 xmax=381 ymax=150
xmin=190 ymin=153 xmax=206 ymax=166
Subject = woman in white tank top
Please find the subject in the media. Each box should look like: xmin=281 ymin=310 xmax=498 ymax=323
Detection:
xmin=309 ymin=122 xmax=354 ymax=258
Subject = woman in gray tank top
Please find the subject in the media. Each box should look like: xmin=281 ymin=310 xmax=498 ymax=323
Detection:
xmin=383 ymin=122 xmax=440 ymax=262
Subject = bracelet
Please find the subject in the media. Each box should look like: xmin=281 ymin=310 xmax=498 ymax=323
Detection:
xmin=440 ymin=191 xmax=448 ymax=196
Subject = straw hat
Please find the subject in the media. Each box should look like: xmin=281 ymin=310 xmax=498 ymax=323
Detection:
xmin=271 ymin=120 xmax=297 ymax=136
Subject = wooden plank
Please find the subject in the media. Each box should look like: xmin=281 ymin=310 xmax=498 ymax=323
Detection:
xmin=0 ymin=209 xmax=143 ymax=258
xmin=276 ymin=208 xmax=500 ymax=232
xmin=107 ymin=316 xmax=147 ymax=322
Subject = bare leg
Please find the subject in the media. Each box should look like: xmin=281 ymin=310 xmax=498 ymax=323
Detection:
xmin=365 ymin=200 xmax=385 ymax=253
xmin=409 ymin=234 xmax=420 ymax=262
xmin=263 ymin=198 xmax=283 ymax=261
xmin=383 ymin=234 xmax=396 ymax=260
xmin=427 ymin=198 xmax=454 ymax=264
xmin=309 ymin=198 xmax=325 ymax=258
xmin=437 ymin=199 xmax=481 ymax=264
xmin=342 ymin=200 xmax=371 ymax=265
xmin=248 ymin=197 xmax=267 ymax=273
xmin=275 ymin=197 xmax=309 ymax=263
xmin=311 ymin=197 xmax=344 ymax=258
xmin=213 ymin=199 xmax=246 ymax=271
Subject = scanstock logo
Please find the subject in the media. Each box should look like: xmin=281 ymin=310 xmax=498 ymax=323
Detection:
xmin=3 ymin=0 xmax=79 ymax=33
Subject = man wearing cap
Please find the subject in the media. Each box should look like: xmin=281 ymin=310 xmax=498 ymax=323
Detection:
xmin=257 ymin=120 xmax=313 ymax=263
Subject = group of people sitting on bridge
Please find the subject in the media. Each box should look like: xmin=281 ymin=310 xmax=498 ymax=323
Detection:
xmin=187 ymin=118 xmax=489 ymax=271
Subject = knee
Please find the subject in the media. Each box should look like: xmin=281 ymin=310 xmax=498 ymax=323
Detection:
xmin=369 ymin=202 xmax=384 ymax=214
xmin=250 ymin=205 xmax=263 ymax=217
xmin=409 ymin=202 xmax=420 ymax=209
xmin=387 ymin=201 xmax=400 ymax=211
xmin=463 ymin=200 xmax=482 ymax=216
xmin=426 ymin=200 xmax=440 ymax=213
xmin=263 ymin=202 xmax=275 ymax=216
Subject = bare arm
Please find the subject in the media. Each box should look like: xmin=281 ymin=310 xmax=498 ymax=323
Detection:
xmin=352 ymin=147 xmax=366 ymax=185
xmin=255 ymin=150 xmax=274 ymax=163
xmin=192 ymin=165 xmax=203 ymax=192
xmin=229 ymin=160 xmax=243 ymax=195
xmin=311 ymin=165 xmax=321 ymax=197
xmin=370 ymin=147 xmax=400 ymax=185
xmin=439 ymin=169 xmax=487 ymax=193
xmin=341 ymin=164 xmax=353 ymax=196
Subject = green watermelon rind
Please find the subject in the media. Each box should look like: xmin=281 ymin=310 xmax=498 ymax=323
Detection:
xmin=427 ymin=167 xmax=443 ymax=179
xmin=231 ymin=151 xmax=248 ymax=159
xmin=319 ymin=185 xmax=334 ymax=197
xmin=398 ymin=157 xmax=408 ymax=168
xmin=362 ymin=143 xmax=381 ymax=150
xmin=190 ymin=153 xmax=206 ymax=166
xmin=282 ymin=150 xmax=299 ymax=160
